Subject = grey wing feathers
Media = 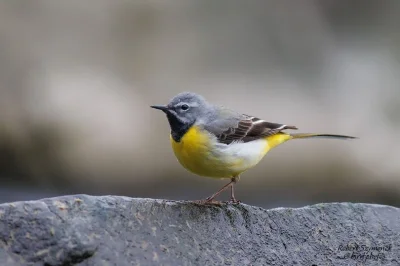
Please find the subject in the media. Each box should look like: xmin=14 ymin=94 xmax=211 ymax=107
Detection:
xmin=204 ymin=110 xmax=298 ymax=145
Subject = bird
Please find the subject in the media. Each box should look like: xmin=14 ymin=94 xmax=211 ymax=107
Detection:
xmin=151 ymin=92 xmax=356 ymax=204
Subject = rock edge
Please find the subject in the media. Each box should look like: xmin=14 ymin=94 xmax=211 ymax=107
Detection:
xmin=0 ymin=195 xmax=399 ymax=266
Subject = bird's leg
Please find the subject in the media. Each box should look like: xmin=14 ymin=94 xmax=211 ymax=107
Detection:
xmin=193 ymin=176 xmax=241 ymax=205
xmin=202 ymin=179 xmax=235 ymax=204
xmin=228 ymin=176 xmax=241 ymax=204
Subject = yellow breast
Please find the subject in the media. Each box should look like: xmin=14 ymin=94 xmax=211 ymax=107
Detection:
xmin=170 ymin=126 xmax=228 ymax=178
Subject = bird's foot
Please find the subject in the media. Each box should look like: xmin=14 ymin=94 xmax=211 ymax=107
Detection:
xmin=192 ymin=197 xmax=223 ymax=205
xmin=225 ymin=198 xmax=241 ymax=205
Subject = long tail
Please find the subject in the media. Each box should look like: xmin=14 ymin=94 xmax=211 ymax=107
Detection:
xmin=290 ymin=133 xmax=357 ymax=140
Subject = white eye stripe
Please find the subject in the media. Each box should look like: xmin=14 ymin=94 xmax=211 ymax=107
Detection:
xmin=176 ymin=102 xmax=199 ymax=108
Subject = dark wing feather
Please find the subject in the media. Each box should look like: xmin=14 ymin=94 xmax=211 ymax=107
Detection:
xmin=215 ymin=115 xmax=298 ymax=145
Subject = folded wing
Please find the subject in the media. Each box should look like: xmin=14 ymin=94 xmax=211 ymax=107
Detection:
xmin=204 ymin=110 xmax=297 ymax=145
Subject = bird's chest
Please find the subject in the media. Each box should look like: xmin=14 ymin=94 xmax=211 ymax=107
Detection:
xmin=170 ymin=126 xmax=212 ymax=172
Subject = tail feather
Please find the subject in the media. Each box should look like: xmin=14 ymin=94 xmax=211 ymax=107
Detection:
xmin=290 ymin=133 xmax=357 ymax=140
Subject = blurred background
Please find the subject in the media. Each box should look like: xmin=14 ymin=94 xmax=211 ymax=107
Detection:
xmin=0 ymin=0 xmax=399 ymax=208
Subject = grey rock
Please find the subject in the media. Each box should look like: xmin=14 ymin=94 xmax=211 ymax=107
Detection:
xmin=0 ymin=195 xmax=399 ymax=266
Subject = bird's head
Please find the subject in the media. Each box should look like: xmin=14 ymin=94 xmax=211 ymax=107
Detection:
xmin=151 ymin=92 xmax=212 ymax=140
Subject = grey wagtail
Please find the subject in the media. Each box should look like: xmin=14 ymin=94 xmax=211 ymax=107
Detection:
xmin=151 ymin=92 xmax=356 ymax=204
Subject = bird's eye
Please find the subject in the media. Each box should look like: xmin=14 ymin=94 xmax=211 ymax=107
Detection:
xmin=180 ymin=104 xmax=189 ymax=111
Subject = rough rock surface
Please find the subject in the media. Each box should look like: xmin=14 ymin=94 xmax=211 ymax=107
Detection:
xmin=0 ymin=195 xmax=399 ymax=266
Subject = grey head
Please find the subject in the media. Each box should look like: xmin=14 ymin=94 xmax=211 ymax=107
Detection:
xmin=151 ymin=92 xmax=215 ymax=142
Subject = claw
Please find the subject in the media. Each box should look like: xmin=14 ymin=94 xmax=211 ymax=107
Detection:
xmin=205 ymin=196 xmax=213 ymax=202
xmin=226 ymin=198 xmax=241 ymax=205
xmin=192 ymin=199 xmax=223 ymax=205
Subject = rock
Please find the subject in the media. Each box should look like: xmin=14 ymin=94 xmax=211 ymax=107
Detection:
xmin=0 ymin=195 xmax=399 ymax=266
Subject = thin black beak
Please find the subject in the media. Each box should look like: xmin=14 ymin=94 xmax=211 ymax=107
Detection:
xmin=150 ymin=105 xmax=169 ymax=112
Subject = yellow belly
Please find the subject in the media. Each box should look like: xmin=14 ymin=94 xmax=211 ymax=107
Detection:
xmin=170 ymin=126 xmax=292 ymax=178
